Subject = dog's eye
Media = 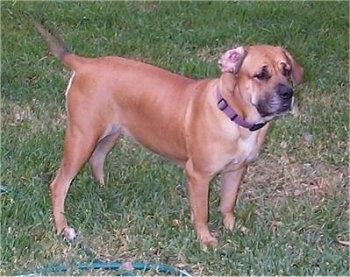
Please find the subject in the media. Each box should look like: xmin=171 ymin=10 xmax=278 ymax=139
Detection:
xmin=281 ymin=63 xmax=291 ymax=77
xmin=254 ymin=66 xmax=269 ymax=80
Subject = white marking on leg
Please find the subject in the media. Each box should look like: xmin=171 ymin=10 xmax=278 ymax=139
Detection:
xmin=65 ymin=72 xmax=75 ymax=97
xmin=65 ymin=72 xmax=75 ymax=113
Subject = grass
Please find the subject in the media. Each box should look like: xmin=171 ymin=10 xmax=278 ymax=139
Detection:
xmin=1 ymin=1 xmax=349 ymax=275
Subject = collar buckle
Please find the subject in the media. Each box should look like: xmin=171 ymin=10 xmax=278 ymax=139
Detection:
xmin=249 ymin=122 xmax=266 ymax=131
xmin=217 ymin=98 xmax=229 ymax=111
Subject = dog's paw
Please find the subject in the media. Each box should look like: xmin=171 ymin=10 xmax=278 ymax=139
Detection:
xmin=200 ymin=234 xmax=218 ymax=250
xmin=63 ymin=227 xmax=77 ymax=240
xmin=223 ymin=213 xmax=236 ymax=230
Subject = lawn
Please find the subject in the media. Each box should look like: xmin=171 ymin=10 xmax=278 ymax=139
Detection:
xmin=1 ymin=1 xmax=349 ymax=276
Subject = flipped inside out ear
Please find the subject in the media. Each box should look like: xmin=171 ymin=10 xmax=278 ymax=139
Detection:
xmin=218 ymin=46 xmax=247 ymax=74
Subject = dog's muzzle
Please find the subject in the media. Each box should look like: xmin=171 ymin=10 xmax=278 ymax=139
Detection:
xmin=256 ymin=83 xmax=294 ymax=117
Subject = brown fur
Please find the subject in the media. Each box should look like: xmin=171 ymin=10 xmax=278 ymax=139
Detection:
xmin=36 ymin=23 xmax=303 ymax=248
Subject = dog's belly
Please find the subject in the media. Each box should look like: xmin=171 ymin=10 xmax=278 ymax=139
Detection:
xmin=120 ymin=123 xmax=188 ymax=164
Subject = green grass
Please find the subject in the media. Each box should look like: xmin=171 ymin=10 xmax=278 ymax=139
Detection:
xmin=1 ymin=1 xmax=349 ymax=275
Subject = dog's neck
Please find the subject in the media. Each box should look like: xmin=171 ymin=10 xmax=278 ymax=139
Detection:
xmin=215 ymin=86 xmax=266 ymax=131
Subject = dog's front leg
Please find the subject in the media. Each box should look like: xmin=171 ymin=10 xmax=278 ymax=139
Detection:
xmin=185 ymin=161 xmax=217 ymax=248
xmin=219 ymin=164 xmax=247 ymax=230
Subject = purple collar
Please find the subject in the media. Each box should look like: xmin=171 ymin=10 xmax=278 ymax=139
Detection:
xmin=215 ymin=87 xmax=266 ymax=132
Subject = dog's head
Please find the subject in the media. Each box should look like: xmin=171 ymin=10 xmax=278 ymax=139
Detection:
xmin=218 ymin=45 xmax=304 ymax=121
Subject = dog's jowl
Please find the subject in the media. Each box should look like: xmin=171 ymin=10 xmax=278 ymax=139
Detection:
xmin=36 ymin=23 xmax=303 ymax=248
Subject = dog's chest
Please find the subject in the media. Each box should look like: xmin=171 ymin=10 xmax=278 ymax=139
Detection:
xmin=234 ymin=133 xmax=260 ymax=164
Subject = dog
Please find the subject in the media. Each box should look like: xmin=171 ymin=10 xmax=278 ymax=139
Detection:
xmin=36 ymin=23 xmax=303 ymax=248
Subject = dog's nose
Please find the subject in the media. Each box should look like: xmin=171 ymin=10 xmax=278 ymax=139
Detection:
xmin=277 ymin=84 xmax=293 ymax=99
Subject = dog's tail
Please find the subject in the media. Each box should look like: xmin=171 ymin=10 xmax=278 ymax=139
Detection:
xmin=35 ymin=22 xmax=82 ymax=69
xmin=35 ymin=22 xmax=70 ymax=60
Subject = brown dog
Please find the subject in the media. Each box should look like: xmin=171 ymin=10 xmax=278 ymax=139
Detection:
xmin=36 ymin=23 xmax=303 ymax=248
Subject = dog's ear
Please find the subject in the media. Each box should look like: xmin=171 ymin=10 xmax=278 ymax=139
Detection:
xmin=284 ymin=50 xmax=304 ymax=85
xmin=218 ymin=46 xmax=247 ymax=74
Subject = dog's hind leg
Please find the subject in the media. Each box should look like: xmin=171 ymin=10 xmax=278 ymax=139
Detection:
xmin=89 ymin=130 xmax=121 ymax=186
xmin=50 ymin=124 xmax=99 ymax=240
